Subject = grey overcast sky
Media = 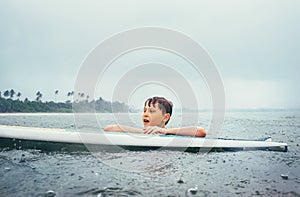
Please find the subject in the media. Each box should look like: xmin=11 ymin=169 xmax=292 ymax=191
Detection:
xmin=0 ymin=0 xmax=299 ymax=109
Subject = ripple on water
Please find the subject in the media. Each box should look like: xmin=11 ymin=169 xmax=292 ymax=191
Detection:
xmin=0 ymin=112 xmax=299 ymax=196
xmin=76 ymin=187 xmax=142 ymax=196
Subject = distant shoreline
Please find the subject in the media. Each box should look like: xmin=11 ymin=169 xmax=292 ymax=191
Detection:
xmin=0 ymin=95 xmax=299 ymax=113
xmin=0 ymin=109 xmax=298 ymax=115
xmin=0 ymin=97 xmax=129 ymax=113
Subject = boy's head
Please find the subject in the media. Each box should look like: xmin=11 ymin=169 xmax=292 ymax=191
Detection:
xmin=142 ymin=96 xmax=173 ymax=128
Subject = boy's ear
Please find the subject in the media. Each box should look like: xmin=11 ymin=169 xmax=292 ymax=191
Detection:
xmin=163 ymin=113 xmax=171 ymax=123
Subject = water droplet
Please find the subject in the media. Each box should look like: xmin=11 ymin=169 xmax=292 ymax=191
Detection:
xmin=281 ymin=174 xmax=288 ymax=180
xmin=19 ymin=154 xmax=26 ymax=163
xmin=177 ymin=178 xmax=184 ymax=184
xmin=187 ymin=185 xmax=198 ymax=195
xmin=45 ymin=190 xmax=56 ymax=197
xmin=4 ymin=167 xmax=11 ymax=172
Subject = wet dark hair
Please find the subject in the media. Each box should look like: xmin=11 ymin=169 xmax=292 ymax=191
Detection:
xmin=144 ymin=96 xmax=173 ymax=125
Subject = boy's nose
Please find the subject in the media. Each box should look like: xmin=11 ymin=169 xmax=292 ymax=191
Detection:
xmin=143 ymin=111 xmax=149 ymax=116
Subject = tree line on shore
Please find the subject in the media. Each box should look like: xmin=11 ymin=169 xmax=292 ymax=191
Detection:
xmin=0 ymin=89 xmax=129 ymax=113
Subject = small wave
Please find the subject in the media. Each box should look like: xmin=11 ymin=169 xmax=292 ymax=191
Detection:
xmin=283 ymin=115 xmax=296 ymax=119
xmin=76 ymin=187 xmax=141 ymax=196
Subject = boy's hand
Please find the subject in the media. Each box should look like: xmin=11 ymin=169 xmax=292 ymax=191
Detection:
xmin=143 ymin=126 xmax=167 ymax=135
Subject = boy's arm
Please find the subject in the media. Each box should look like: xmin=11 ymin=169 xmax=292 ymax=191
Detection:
xmin=165 ymin=127 xmax=207 ymax=137
xmin=105 ymin=125 xmax=207 ymax=137
xmin=104 ymin=124 xmax=144 ymax=134
xmin=143 ymin=126 xmax=207 ymax=137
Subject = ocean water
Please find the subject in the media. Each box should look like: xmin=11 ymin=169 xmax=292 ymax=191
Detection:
xmin=0 ymin=111 xmax=299 ymax=196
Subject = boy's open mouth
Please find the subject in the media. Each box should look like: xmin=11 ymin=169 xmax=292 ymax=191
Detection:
xmin=143 ymin=119 xmax=150 ymax=123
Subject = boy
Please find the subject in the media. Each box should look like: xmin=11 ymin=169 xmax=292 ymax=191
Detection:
xmin=104 ymin=96 xmax=206 ymax=137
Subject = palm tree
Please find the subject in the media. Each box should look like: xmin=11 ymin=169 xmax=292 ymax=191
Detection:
xmin=36 ymin=91 xmax=42 ymax=101
xmin=71 ymin=91 xmax=74 ymax=102
xmin=79 ymin=93 xmax=85 ymax=101
xmin=55 ymin=90 xmax=59 ymax=102
xmin=9 ymin=89 xmax=15 ymax=99
xmin=16 ymin=92 xmax=21 ymax=100
xmin=0 ymin=91 xmax=1 ymax=98
xmin=3 ymin=90 xmax=10 ymax=98
xmin=67 ymin=91 xmax=72 ymax=103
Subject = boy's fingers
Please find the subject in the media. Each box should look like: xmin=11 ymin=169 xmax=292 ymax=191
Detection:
xmin=144 ymin=129 xmax=150 ymax=134
xmin=144 ymin=126 xmax=160 ymax=134
xmin=149 ymin=128 xmax=156 ymax=134
xmin=158 ymin=130 xmax=166 ymax=134
xmin=143 ymin=127 xmax=152 ymax=134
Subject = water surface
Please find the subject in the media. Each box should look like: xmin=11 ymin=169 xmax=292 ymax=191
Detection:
xmin=0 ymin=112 xmax=299 ymax=196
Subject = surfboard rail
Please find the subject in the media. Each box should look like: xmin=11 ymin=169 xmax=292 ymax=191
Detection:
xmin=0 ymin=125 xmax=288 ymax=152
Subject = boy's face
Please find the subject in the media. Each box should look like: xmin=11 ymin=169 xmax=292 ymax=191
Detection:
xmin=142 ymin=101 xmax=170 ymax=128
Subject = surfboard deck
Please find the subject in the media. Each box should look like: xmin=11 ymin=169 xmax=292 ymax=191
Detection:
xmin=0 ymin=125 xmax=288 ymax=152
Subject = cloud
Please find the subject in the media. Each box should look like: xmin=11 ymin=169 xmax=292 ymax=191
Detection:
xmin=224 ymin=78 xmax=292 ymax=109
xmin=0 ymin=1 xmax=299 ymax=109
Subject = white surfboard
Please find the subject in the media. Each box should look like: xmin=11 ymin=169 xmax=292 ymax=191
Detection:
xmin=0 ymin=124 xmax=288 ymax=152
